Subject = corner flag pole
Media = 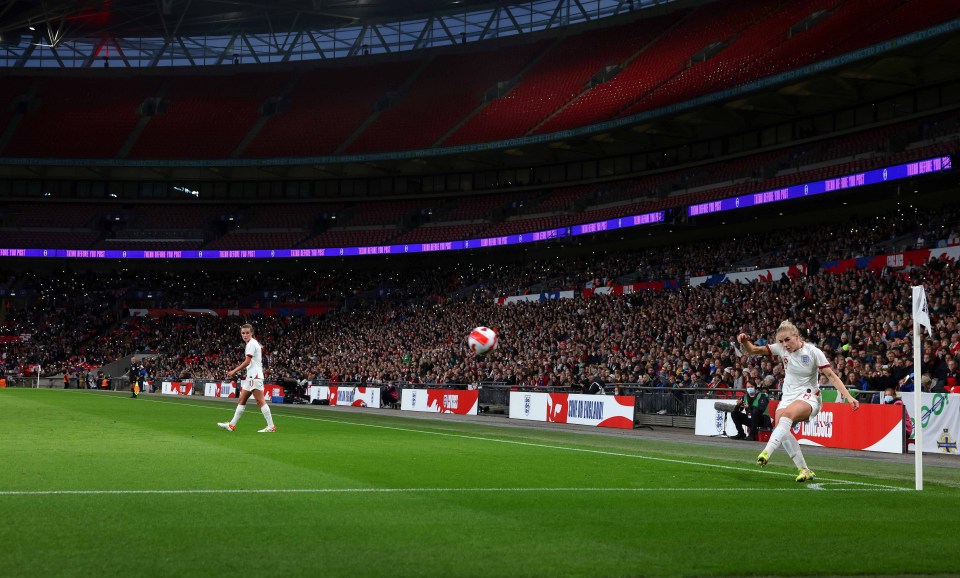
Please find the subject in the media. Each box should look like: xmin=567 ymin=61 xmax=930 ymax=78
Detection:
xmin=912 ymin=315 xmax=923 ymax=490
xmin=911 ymin=285 xmax=931 ymax=491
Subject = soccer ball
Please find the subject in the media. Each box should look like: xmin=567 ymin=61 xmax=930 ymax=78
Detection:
xmin=468 ymin=326 xmax=498 ymax=355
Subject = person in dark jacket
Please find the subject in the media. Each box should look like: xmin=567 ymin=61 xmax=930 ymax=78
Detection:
xmin=731 ymin=380 xmax=771 ymax=441
xmin=128 ymin=357 xmax=141 ymax=398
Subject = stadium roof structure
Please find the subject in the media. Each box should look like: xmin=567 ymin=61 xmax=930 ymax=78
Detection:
xmin=2 ymin=19 xmax=957 ymax=183
xmin=0 ymin=0 xmax=675 ymax=67
xmin=0 ymin=0 xmax=958 ymax=185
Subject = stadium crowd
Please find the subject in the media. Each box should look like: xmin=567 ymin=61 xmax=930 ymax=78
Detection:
xmin=2 ymin=202 xmax=959 ymax=404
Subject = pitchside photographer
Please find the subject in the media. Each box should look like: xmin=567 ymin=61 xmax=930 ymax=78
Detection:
xmin=731 ymin=380 xmax=771 ymax=441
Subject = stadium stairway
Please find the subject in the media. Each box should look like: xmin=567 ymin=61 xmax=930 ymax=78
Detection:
xmin=434 ymin=36 xmax=564 ymax=148
xmin=117 ymin=79 xmax=172 ymax=159
xmin=231 ymin=72 xmax=305 ymax=159
xmin=335 ymin=58 xmax=434 ymax=154
xmin=0 ymin=79 xmax=40 ymax=155
xmin=527 ymin=11 xmax=689 ymax=136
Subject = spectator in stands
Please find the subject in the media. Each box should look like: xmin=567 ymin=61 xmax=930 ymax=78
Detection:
xmin=731 ymin=380 xmax=770 ymax=441
xmin=2 ymin=201 xmax=959 ymax=407
xmin=760 ymin=374 xmax=779 ymax=396
xmin=882 ymin=387 xmax=913 ymax=437
xmin=738 ymin=320 xmax=859 ymax=483
xmin=936 ymin=357 xmax=960 ymax=392
xmin=585 ymin=375 xmax=605 ymax=395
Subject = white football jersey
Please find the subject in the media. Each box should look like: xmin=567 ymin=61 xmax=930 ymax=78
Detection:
xmin=766 ymin=341 xmax=828 ymax=398
xmin=245 ymin=338 xmax=263 ymax=380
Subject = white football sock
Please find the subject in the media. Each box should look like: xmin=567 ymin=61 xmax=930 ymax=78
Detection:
xmin=261 ymin=404 xmax=274 ymax=427
xmin=229 ymin=404 xmax=245 ymax=426
xmin=780 ymin=432 xmax=809 ymax=470
xmin=762 ymin=417 xmax=794 ymax=457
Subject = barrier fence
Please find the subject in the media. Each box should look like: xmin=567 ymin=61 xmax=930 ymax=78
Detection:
xmin=10 ymin=376 xmax=891 ymax=413
xmin=9 ymin=377 xmax=948 ymax=454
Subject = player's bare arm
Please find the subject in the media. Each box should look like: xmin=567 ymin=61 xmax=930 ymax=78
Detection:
xmin=821 ymin=365 xmax=860 ymax=410
xmin=736 ymin=333 xmax=768 ymax=356
xmin=227 ymin=354 xmax=252 ymax=378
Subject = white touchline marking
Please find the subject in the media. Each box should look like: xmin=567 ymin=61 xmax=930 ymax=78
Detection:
xmin=64 ymin=391 xmax=908 ymax=492
xmin=0 ymin=486 xmax=902 ymax=496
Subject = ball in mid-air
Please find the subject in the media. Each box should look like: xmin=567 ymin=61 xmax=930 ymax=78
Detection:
xmin=468 ymin=326 xmax=498 ymax=355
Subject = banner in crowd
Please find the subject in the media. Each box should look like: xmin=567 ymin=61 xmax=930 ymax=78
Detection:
xmin=694 ymin=399 xmax=904 ymax=453
xmin=509 ymin=392 xmax=635 ymax=429
xmin=900 ymin=392 xmax=960 ymax=455
xmin=825 ymin=244 xmax=960 ymax=276
xmin=161 ymin=381 xmax=194 ymax=396
xmin=307 ymin=385 xmax=381 ymax=408
xmin=689 ymin=263 xmax=807 ymax=287
xmin=689 ymin=246 xmax=960 ymax=288
xmin=494 ymin=291 xmax=575 ymax=305
xmin=401 ymin=388 xmax=479 ymax=415
xmin=129 ymin=306 xmax=331 ymax=317
xmin=583 ymin=280 xmax=680 ymax=296
xmin=203 ymin=382 xmax=236 ymax=398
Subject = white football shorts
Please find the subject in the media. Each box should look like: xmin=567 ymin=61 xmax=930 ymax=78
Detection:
xmin=240 ymin=378 xmax=264 ymax=392
xmin=779 ymin=388 xmax=822 ymax=419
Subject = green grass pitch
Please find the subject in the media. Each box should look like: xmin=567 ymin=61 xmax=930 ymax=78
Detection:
xmin=2 ymin=388 xmax=958 ymax=577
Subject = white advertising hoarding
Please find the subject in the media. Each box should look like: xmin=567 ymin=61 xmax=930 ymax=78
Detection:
xmin=901 ymin=392 xmax=960 ymax=455
xmin=307 ymin=385 xmax=381 ymax=408
xmin=509 ymin=391 xmax=634 ymax=429
xmin=693 ymin=398 xmax=741 ymax=437
xmin=400 ymin=388 xmax=479 ymax=415
xmin=161 ymin=381 xmax=194 ymax=396
xmin=203 ymin=382 xmax=236 ymax=398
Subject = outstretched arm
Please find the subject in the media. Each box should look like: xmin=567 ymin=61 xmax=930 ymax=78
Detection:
xmin=737 ymin=333 xmax=769 ymax=356
xmin=821 ymin=365 xmax=860 ymax=410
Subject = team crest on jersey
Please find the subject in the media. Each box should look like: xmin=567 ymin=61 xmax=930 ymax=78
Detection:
xmin=801 ymin=355 xmax=810 ymax=365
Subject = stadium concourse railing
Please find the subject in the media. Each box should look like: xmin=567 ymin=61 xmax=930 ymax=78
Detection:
xmin=6 ymin=378 xmax=885 ymax=429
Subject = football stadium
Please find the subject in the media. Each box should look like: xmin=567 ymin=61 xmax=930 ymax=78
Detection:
xmin=2 ymin=0 xmax=960 ymax=576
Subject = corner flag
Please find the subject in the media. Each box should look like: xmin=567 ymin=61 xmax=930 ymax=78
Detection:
xmin=912 ymin=285 xmax=932 ymax=336
xmin=911 ymin=285 xmax=930 ymax=490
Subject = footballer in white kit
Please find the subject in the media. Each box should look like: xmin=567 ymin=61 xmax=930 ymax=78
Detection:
xmin=218 ymin=323 xmax=276 ymax=432
xmin=765 ymin=340 xmax=827 ymax=418
xmin=738 ymin=321 xmax=858 ymax=482
xmin=241 ymin=335 xmax=264 ymax=391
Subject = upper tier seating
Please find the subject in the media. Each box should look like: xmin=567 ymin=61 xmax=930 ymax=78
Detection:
xmin=202 ymin=230 xmax=308 ymax=250
xmin=129 ymin=73 xmax=286 ymax=159
xmin=346 ymin=41 xmax=547 ymax=153
xmin=444 ymin=14 xmax=681 ymax=145
xmin=300 ymin=227 xmax=398 ymax=248
xmin=2 ymin=1 xmax=957 ymax=157
xmin=243 ymin=62 xmax=419 ymax=157
xmin=4 ymin=76 xmax=162 ymax=158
